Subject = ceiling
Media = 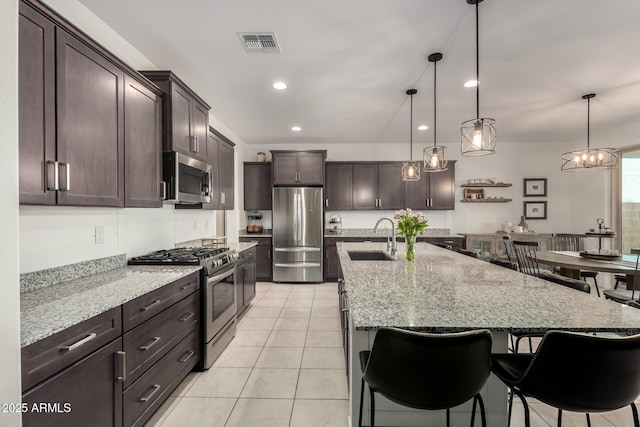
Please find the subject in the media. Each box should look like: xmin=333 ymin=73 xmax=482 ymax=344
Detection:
xmin=79 ymin=0 xmax=640 ymax=147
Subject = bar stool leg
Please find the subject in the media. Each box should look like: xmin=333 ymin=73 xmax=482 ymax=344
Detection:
xmin=369 ymin=387 xmax=376 ymax=427
xmin=358 ymin=378 xmax=365 ymax=427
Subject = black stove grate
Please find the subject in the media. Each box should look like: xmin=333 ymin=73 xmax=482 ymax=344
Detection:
xmin=128 ymin=247 xmax=230 ymax=265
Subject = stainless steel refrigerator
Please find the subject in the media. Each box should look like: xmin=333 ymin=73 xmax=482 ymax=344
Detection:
xmin=272 ymin=187 xmax=323 ymax=283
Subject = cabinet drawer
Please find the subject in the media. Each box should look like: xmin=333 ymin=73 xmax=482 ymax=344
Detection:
xmin=238 ymin=247 xmax=256 ymax=262
xmin=21 ymin=306 xmax=122 ymax=392
xmin=123 ymin=291 xmax=199 ymax=387
xmin=123 ymin=330 xmax=199 ymax=427
xmin=122 ymin=272 xmax=199 ymax=332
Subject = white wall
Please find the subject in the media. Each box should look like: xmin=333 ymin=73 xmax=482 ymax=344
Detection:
xmin=0 ymin=0 xmax=22 ymax=424
xmin=19 ymin=0 xmax=252 ymax=273
xmin=242 ymin=140 xmax=611 ymax=234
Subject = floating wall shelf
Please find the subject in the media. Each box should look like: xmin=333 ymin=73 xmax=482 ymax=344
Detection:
xmin=460 ymin=183 xmax=512 ymax=188
xmin=460 ymin=198 xmax=512 ymax=203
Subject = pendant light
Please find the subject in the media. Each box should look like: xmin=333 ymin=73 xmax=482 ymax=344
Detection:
xmin=461 ymin=0 xmax=496 ymax=156
xmin=561 ymin=94 xmax=618 ymax=171
xmin=424 ymin=53 xmax=448 ymax=172
xmin=402 ymin=89 xmax=421 ymax=181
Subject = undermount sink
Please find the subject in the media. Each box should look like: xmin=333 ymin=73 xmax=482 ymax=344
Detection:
xmin=348 ymin=251 xmax=395 ymax=261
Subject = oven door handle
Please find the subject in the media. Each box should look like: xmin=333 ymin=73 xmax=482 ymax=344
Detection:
xmin=207 ymin=265 xmax=236 ymax=283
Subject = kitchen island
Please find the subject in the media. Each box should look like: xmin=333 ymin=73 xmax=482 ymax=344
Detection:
xmin=338 ymin=241 xmax=640 ymax=427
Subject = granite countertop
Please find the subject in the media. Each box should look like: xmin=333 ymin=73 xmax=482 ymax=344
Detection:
xmin=177 ymin=238 xmax=257 ymax=252
xmin=238 ymin=229 xmax=272 ymax=238
xmin=338 ymin=242 xmax=640 ymax=334
xmin=21 ymin=265 xmax=201 ymax=348
xmin=325 ymin=228 xmax=460 ymax=239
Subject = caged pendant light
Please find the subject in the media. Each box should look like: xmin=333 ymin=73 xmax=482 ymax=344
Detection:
xmin=402 ymin=89 xmax=421 ymax=181
xmin=461 ymin=0 xmax=496 ymax=156
xmin=561 ymin=94 xmax=618 ymax=171
xmin=423 ymin=52 xmax=448 ymax=172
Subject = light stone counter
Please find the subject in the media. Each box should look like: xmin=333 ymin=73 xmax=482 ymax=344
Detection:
xmin=338 ymin=241 xmax=640 ymax=427
xmin=21 ymin=265 xmax=201 ymax=348
xmin=326 ymin=227 xmax=457 ymax=238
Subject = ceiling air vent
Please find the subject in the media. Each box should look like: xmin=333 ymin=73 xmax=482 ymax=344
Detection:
xmin=238 ymin=32 xmax=281 ymax=54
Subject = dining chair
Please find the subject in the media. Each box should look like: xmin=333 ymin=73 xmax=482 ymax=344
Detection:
xmin=603 ymin=249 xmax=640 ymax=304
xmin=489 ymin=257 xmax=518 ymax=271
xmin=510 ymin=240 xmax=591 ymax=352
xmin=492 ymin=330 xmax=640 ymax=427
xmin=358 ymin=328 xmax=492 ymax=427
xmin=501 ymin=235 xmax=516 ymax=263
xmin=553 ymin=233 xmax=601 ymax=296
xmin=433 ymin=242 xmax=453 ymax=250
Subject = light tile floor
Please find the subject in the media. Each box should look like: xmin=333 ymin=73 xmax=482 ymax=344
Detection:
xmin=147 ymin=279 xmax=640 ymax=427
xmin=147 ymin=281 xmax=350 ymax=427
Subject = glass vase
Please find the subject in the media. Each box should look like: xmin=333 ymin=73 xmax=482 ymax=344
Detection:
xmin=405 ymin=235 xmax=416 ymax=261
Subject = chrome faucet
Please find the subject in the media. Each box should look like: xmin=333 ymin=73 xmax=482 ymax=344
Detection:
xmin=374 ymin=217 xmax=397 ymax=257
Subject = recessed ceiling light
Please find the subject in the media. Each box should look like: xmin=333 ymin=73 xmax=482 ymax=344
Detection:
xmin=418 ymin=125 xmax=429 ymax=131
xmin=272 ymin=81 xmax=288 ymax=90
xmin=464 ymin=80 xmax=479 ymax=88
xmin=291 ymin=126 xmax=301 ymax=132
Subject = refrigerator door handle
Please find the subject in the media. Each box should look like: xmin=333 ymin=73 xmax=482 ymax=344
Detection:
xmin=293 ymin=192 xmax=299 ymax=243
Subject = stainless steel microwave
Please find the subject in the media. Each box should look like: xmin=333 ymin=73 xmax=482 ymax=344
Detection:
xmin=163 ymin=152 xmax=212 ymax=204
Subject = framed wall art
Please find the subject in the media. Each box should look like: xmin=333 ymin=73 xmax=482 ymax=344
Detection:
xmin=523 ymin=178 xmax=547 ymax=197
xmin=524 ymin=201 xmax=547 ymax=220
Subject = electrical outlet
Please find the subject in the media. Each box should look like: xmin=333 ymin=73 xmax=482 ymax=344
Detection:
xmin=204 ymin=220 xmax=209 ymax=230
xmin=193 ymin=220 xmax=197 ymax=230
xmin=95 ymin=226 xmax=104 ymax=244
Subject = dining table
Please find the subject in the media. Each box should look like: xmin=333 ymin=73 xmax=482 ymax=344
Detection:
xmin=535 ymin=250 xmax=640 ymax=289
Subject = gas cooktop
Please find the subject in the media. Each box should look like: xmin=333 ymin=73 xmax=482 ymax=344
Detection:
xmin=129 ymin=247 xmax=237 ymax=275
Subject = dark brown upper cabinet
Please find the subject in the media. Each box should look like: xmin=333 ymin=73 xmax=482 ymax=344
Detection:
xmin=19 ymin=2 xmax=56 ymax=205
xmin=139 ymin=71 xmax=210 ymax=163
xmin=244 ymin=162 xmax=272 ymax=210
xmin=405 ymin=161 xmax=456 ymax=210
xmin=19 ymin=0 xmax=163 ymax=208
xmin=124 ymin=75 xmax=163 ymax=207
xmin=203 ymin=127 xmax=235 ymax=210
xmin=271 ymin=150 xmax=326 ymax=186
xmin=325 ymin=162 xmax=353 ymax=210
xmin=353 ymin=162 xmax=405 ymax=210
xmin=56 ymin=28 xmax=125 ymax=207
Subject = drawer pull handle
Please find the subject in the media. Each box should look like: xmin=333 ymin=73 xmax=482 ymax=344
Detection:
xmin=141 ymin=299 xmax=161 ymax=312
xmin=139 ymin=384 xmax=161 ymax=403
xmin=179 ymin=312 xmax=195 ymax=322
xmin=60 ymin=333 xmax=96 ymax=352
xmin=115 ymin=351 xmax=126 ymax=382
xmin=139 ymin=336 xmax=161 ymax=351
xmin=179 ymin=350 xmax=195 ymax=363
xmin=180 ymin=283 xmax=194 ymax=291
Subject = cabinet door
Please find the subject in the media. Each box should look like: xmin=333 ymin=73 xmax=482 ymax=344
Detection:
xmin=297 ymin=152 xmax=325 ymax=185
xmin=219 ymin=141 xmax=235 ymax=210
xmin=191 ymin=102 xmax=209 ymax=162
xmin=244 ymin=260 xmax=256 ymax=306
xmin=255 ymin=243 xmax=272 ymax=281
xmin=405 ymin=174 xmax=430 ymax=210
xmin=325 ymin=163 xmax=352 ymax=210
xmin=203 ymin=132 xmax=220 ymax=209
xmin=124 ymin=75 xmax=162 ymax=207
xmin=352 ymin=164 xmax=377 ymax=209
xmin=324 ymin=243 xmax=340 ymax=281
xmin=272 ymin=152 xmax=299 ymax=185
xmin=428 ymin=162 xmax=455 ymax=210
xmin=19 ymin=4 xmax=56 ymax=205
xmin=56 ymin=29 xmax=124 ymax=207
xmin=170 ymin=84 xmax=192 ymax=156
xmin=244 ymin=163 xmax=272 ymax=210
xmin=377 ymin=163 xmax=405 ymax=210
xmin=22 ymin=338 xmax=123 ymax=427
xmin=236 ymin=266 xmax=245 ymax=314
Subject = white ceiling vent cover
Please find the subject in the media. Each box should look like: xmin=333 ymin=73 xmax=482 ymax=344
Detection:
xmin=238 ymin=32 xmax=281 ymax=54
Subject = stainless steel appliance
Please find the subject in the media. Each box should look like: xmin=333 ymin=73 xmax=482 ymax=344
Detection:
xmin=128 ymin=247 xmax=238 ymax=369
xmin=163 ymin=152 xmax=212 ymax=204
xmin=272 ymin=187 xmax=323 ymax=282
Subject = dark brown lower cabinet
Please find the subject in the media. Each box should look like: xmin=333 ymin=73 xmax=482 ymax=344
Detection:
xmin=240 ymin=238 xmax=272 ymax=281
xmin=22 ymin=338 xmax=123 ymax=427
xmin=236 ymin=247 xmax=257 ymax=314
xmin=21 ymin=273 xmax=201 ymax=427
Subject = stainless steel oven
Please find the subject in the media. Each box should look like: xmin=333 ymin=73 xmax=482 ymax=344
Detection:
xmin=204 ymin=263 xmax=237 ymax=368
